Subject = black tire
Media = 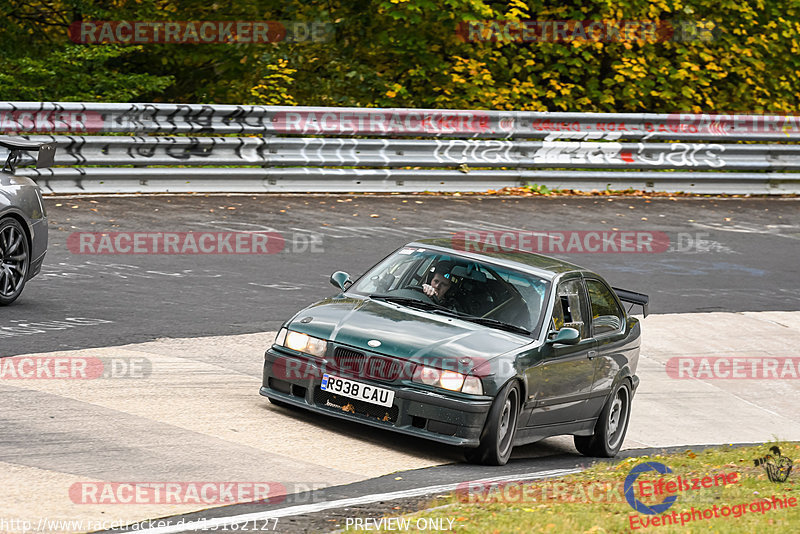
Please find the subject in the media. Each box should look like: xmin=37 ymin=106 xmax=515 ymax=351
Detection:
xmin=574 ymin=381 xmax=631 ymax=457
xmin=573 ymin=433 xmax=594 ymax=456
xmin=0 ymin=218 xmax=30 ymax=306
xmin=464 ymin=381 xmax=520 ymax=466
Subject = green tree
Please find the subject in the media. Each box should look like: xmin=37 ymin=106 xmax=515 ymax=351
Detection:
xmin=1 ymin=0 xmax=798 ymax=114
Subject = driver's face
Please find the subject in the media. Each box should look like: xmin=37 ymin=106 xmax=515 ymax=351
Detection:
xmin=430 ymin=273 xmax=452 ymax=298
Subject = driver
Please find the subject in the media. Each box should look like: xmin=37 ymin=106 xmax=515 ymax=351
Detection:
xmin=422 ymin=261 xmax=456 ymax=304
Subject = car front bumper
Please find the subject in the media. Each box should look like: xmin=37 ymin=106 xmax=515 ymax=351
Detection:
xmin=260 ymin=347 xmax=493 ymax=447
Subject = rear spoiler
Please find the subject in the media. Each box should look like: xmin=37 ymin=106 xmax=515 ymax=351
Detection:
xmin=613 ymin=287 xmax=649 ymax=317
xmin=1 ymin=137 xmax=56 ymax=174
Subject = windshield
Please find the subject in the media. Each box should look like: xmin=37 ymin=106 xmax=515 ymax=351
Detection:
xmin=348 ymin=246 xmax=549 ymax=336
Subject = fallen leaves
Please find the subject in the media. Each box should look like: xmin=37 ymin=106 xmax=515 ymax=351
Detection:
xmin=406 ymin=187 xmax=793 ymax=199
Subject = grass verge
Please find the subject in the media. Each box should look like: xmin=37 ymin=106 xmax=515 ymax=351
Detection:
xmin=369 ymin=442 xmax=799 ymax=533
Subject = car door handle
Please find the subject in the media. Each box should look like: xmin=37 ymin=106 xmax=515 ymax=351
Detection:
xmin=587 ymin=350 xmax=598 ymax=359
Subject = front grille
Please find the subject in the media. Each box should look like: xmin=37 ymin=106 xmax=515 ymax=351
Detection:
xmin=329 ymin=346 xmax=402 ymax=382
xmin=331 ymin=347 xmax=367 ymax=375
xmin=314 ymin=387 xmax=399 ymax=424
xmin=364 ymin=355 xmax=402 ymax=381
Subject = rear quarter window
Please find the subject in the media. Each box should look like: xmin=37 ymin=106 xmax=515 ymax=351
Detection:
xmin=586 ymin=279 xmax=624 ymax=336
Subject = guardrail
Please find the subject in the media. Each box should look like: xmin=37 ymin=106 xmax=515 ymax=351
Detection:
xmin=2 ymin=102 xmax=799 ymax=194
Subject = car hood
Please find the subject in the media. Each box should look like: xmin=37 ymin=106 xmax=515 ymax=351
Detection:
xmin=286 ymin=296 xmax=532 ymax=369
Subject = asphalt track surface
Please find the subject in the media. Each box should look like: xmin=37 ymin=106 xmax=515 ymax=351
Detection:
xmin=2 ymin=194 xmax=799 ymax=533
xmin=2 ymin=194 xmax=799 ymax=356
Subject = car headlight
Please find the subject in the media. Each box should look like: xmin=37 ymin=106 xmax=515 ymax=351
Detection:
xmin=412 ymin=365 xmax=483 ymax=395
xmin=439 ymin=370 xmax=465 ymax=391
xmin=276 ymin=328 xmax=328 ymax=358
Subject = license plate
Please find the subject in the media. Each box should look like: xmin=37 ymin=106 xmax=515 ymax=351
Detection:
xmin=321 ymin=374 xmax=395 ymax=408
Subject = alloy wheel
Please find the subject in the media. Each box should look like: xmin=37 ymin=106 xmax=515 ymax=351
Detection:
xmin=0 ymin=221 xmax=29 ymax=301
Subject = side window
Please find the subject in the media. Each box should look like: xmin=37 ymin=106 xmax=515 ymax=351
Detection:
xmin=586 ymin=279 xmax=624 ymax=336
xmin=551 ymin=279 xmax=587 ymax=339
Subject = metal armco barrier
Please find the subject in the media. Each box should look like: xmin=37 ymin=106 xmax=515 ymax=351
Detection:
xmin=20 ymin=168 xmax=799 ymax=195
xmin=2 ymin=102 xmax=800 ymax=194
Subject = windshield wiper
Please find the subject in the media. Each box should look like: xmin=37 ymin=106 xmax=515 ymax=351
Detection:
xmin=368 ymin=294 xmax=457 ymax=314
xmin=369 ymin=294 xmax=425 ymax=305
xmin=456 ymin=315 xmax=531 ymax=336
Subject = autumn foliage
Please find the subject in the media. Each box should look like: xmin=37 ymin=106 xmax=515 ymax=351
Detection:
xmin=1 ymin=0 xmax=797 ymax=113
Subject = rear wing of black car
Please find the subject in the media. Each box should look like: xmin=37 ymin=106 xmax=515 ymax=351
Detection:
xmin=613 ymin=287 xmax=649 ymax=317
xmin=1 ymin=137 xmax=56 ymax=174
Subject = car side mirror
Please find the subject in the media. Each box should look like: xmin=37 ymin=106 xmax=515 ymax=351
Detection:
xmin=546 ymin=327 xmax=580 ymax=345
xmin=330 ymin=271 xmax=352 ymax=291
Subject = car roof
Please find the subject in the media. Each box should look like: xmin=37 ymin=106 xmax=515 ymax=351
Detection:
xmin=408 ymin=238 xmax=588 ymax=280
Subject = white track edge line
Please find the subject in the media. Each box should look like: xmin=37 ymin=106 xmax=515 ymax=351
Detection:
xmin=133 ymin=467 xmax=583 ymax=534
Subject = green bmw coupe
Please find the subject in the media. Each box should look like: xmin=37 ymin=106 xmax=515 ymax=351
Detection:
xmin=260 ymin=239 xmax=648 ymax=465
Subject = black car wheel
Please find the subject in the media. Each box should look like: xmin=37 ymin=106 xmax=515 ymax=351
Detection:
xmin=0 ymin=218 xmax=30 ymax=306
xmin=465 ymin=380 xmax=520 ymax=466
xmin=574 ymin=381 xmax=631 ymax=457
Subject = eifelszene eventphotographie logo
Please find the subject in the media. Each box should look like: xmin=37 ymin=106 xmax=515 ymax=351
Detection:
xmin=754 ymin=446 xmax=794 ymax=483
xmin=624 ymin=462 xmax=679 ymax=515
